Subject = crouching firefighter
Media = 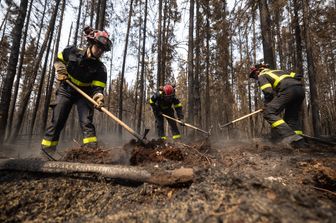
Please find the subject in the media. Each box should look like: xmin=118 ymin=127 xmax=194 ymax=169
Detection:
xmin=149 ymin=84 xmax=184 ymax=140
xmin=249 ymin=63 xmax=306 ymax=148
xmin=40 ymin=26 xmax=112 ymax=160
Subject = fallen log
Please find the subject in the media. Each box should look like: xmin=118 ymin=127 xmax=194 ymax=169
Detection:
xmin=0 ymin=159 xmax=193 ymax=186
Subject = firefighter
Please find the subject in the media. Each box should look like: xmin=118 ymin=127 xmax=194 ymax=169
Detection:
xmin=149 ymin=84 xmax=184 ymax=140
xmin=249 ymin=63 xmax=306 ymax=148
xmin=40 ymin=26 xmax=112 ymax=160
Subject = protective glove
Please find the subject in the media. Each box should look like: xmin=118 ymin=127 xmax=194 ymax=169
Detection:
xmin=54 ymin=62 xmax=68 ymax=81
xmin=93 ymin=93 xmax=104 ymax=109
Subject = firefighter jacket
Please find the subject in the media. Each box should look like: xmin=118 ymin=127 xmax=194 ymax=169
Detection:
xmin=149 ymin=92 xmax=184 ymax=119
xmin=257 ymin=69 xmax=303 ymax=103
xmin=56 ymin=46 xmax=107 ymax=95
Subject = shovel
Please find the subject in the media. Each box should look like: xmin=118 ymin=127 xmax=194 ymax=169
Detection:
xmin=65 ymin=80 xmax=149 ymax=144
xmin=162 ymin=114 xmax=211 ymax=136
xmin=218 ymin=109 xmax=263 ymax=129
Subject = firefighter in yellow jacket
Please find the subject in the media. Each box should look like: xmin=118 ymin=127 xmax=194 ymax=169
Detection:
xmin=249 ymin=63 xmax=305 ymax=147
xmin=149 ymin=84 xmax=184 ymax=140
xmin=41 ymin=27 xmax=112 ymax=160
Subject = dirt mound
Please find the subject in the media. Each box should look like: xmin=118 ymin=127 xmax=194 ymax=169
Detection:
xmin=1 ymin=139 xmax=336 ymax=222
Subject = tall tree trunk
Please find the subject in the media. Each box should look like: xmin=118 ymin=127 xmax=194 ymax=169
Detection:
xmin=73 ymin=0 xmax=83 ymax=46
xmin=0 ymin=0 xmax=29 ymax=144
xmin=0 ymin=5 xmax=11 ymax=44
xmin=28 ymin=31 xmax=54 ymax=139
xmin=6 ymin=0 xmax=34 ymax=139
xmin=90 ymin=0 xmax=95 ymax=27
xmin=156 ymin=0 xmax=163 ymax=89
xmin=187 ymin=0 xmax=195 ymax=126
xmin=118 ymin=0 xmax=134 ymax=136
xmin=259 ymin=0 xmax=275 ymax=68
xmin=35 ymin=0 xmax=48 ymax=55
xmin=274 ymin=8 xmax=284 ymax=69
xmin=41 ymin=0 xmax=66 ymax=134
xmin=205 ymin=1 xmax=210 ymax=131
xmin=67 ymin=22 xmax=73 ymax=46
xmin=9 ymin=0 xmax=61 ymax=142
xmin=302 ymin=0 xmax=320 ymax=136
xmin=194 ymin=0 xmax=201 ymax=127
xmin=97 ymin=0 xmax=107 ymax=30
xmin=133 ymin=0 xmax=143 ymax=129
xmin=292 ymin=0 xmax=310 ymax=134
xmin=95 ymin=0 xmax=101 ymax=29
xmin=137 ymin=0 xmax=148 ymax=133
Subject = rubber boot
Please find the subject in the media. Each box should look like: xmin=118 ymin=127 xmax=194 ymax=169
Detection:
xmin=281 ymin=134 xmax=304 ymax=148
xmin=40 ymin=146 xmax=57 ymax=161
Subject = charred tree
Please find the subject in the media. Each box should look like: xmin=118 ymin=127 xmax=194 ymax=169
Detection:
xmin=194 ymin=0 xmax=201 ymax=127
xmin=97 ymin=0 xmax=107 ymax=30
xmin=118 ymin=0 xmax=134 ymax=136
xmin=258 ymin=0 xmax=275 ymax=68
xmin=73 ymin=0 xmax=83 ymax=46
xmin=137 ymin=0 xmax=148 ymax=133
xmin=9 ymin=0 xmax=61 ymax=142
xmin=204 ymin=1 xmax=210 ymax=131
xmin=0 ymin=0 xmax=29 ymax=144
xmin=156 ymin=0 xmax=163 ymax=89
xmin=187 ymin=0 xmax=195 ymax=125
xmin=302 ymin=0 xmax=320 ymax=136
xmin=41 ymin=0 xmax=66 ymax=134
xmin=6 ymin=0 xmax=34 ymax=138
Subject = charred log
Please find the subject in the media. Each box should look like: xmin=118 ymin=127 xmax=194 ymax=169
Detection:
xmin=0 ymin=159 xmax=193 ymax=186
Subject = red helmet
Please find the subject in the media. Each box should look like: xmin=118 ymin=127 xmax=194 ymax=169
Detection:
xmin=163 ymin=84 xmax=175 ymax=96
xmin=249 ymin=63 xmax=269 ymax=78
xmin=84 ymin=27 xmax=112 ymax=51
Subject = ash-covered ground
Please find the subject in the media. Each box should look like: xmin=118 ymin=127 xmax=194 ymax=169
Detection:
xmin=0 ymin=137 xmax=335 ymax=222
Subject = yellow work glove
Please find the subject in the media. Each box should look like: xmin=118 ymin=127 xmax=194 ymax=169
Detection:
xmin=54 ymin=62 xmax=68 ymax=81
xmin=92 ymin=93 xmax=104 ymax=109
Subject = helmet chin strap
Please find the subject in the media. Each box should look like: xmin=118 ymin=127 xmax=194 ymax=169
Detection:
xmin=88 ymin=45 xmax=98 ymax=59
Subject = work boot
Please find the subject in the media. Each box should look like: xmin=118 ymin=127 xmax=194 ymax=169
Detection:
xmin=290 ymin=138 xmax=308 ymax=149
xmin=281 ymin=134 xmax=304 ymax=148
xmin=40 ymin=146 xmax=57 ymax=161
xmin=82 ymin=142 xmax=98 ymax=149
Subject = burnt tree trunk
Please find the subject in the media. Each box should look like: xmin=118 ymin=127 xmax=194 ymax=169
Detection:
xmin=97 ymin=0 xmax=107 ymax=30
xmin=156 ymin=0 xmax=163 ymax=89
xmin=9 ymin=0 xmax=61 ymax=142
xmin=41 ymin=0 xmax=66 ymax=134
xmin=205 ymin=1 xmax=210 ymax=131
xmin=259 ymin=0 xmax=275 ymax=68
xmin=0 ymin=0 xmax=29 ymax=144
xmin=137 ymin=0 xmax=148 ymax=133
xmin=6 ymin=0 xmax=34 ymax=139
xmin=73 ymin=0 xmax=83 ymax=46
xmin=302 ymin=0 xmax=320 ymax=136
xmin=194 ymin=0 xmax=201 ymax=128
xmin=118 ymin=0 xmax=134 ymax=136
xmin=187 ymin=0 xmax=195 ymax=126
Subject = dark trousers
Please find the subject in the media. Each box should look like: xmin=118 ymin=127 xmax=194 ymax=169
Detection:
xmin=155 ymin=109 xmax=180 ymax=139
xmin=42 ymin=83 xmax=96 ymax=148
xmin=264 ymin=85 xmax=305 ymax=139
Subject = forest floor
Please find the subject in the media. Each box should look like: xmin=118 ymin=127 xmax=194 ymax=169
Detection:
xmin=0 ymin=137 xmax=336 ymax=222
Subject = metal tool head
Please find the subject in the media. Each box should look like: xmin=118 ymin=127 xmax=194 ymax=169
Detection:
xmin=142 ymin=128 xmax=150 ymax=140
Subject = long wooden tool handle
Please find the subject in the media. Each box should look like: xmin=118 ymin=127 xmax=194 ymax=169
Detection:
xmin=219 ymin=109 xmax=263 ymax=128
xmin=162 ymin=114 xmax=210 ymax=135
xmin=65 ymin=80 xmax=144 ymax=141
